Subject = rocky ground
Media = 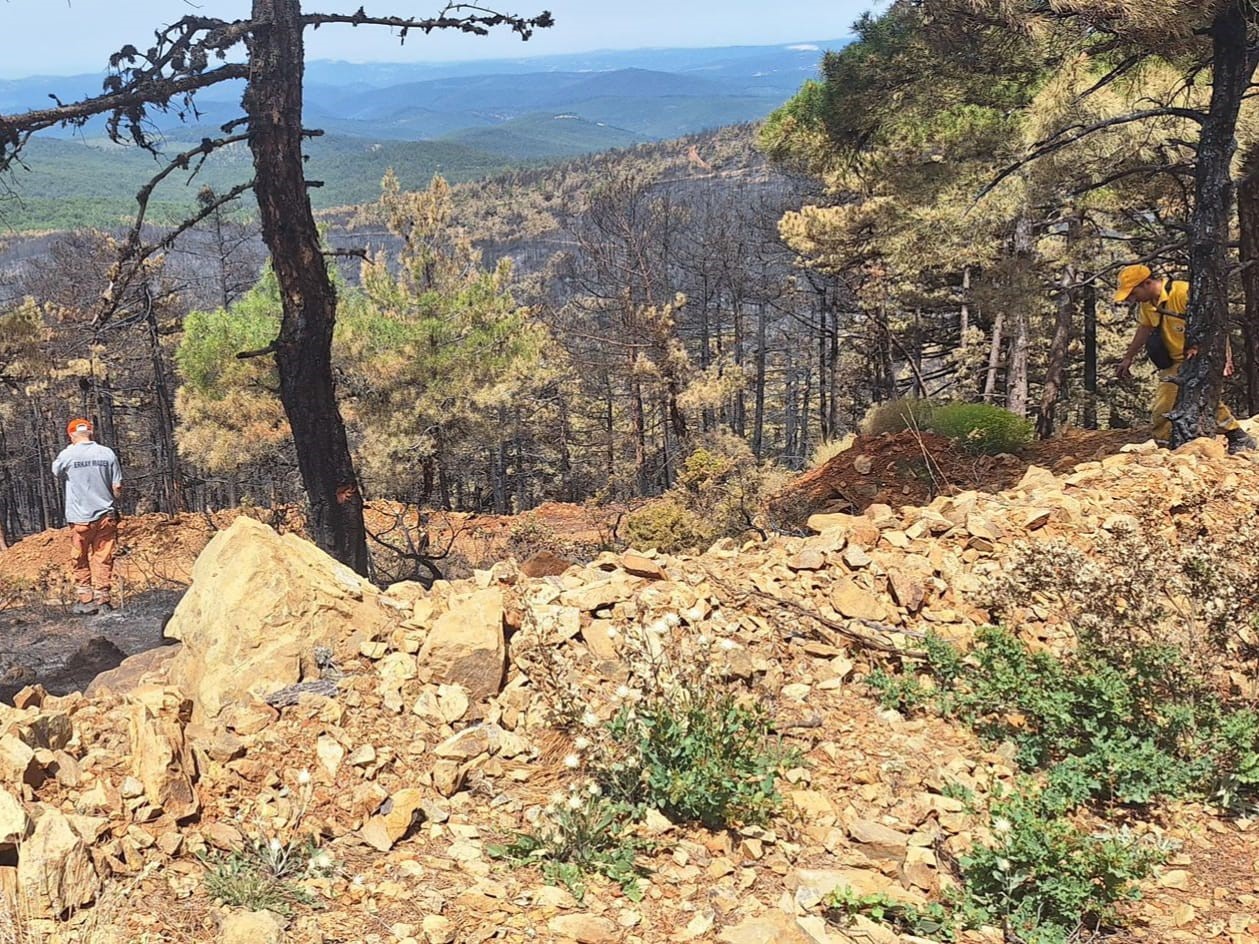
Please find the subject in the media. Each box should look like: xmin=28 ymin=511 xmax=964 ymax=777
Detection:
xmin=0 ymin=430 xmax=1258 ymax=943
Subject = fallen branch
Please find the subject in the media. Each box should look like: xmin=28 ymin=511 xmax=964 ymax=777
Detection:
xmin=703 ymin=568 xmax=926 ymax=657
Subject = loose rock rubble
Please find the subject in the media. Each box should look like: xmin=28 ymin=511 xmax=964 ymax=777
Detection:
xmin=1 ymin=435 xmax=1258 ymax=943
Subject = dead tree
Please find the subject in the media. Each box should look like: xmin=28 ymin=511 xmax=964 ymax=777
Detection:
xmin=0 ymin=2 xmax=552 ymax=575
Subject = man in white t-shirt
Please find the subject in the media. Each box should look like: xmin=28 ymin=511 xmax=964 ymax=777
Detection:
xmin=51 ymin=418 xmax=123 ymax=614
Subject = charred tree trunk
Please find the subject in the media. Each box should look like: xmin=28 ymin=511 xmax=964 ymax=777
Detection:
xmin=1005 ymin=217 xmax=1033 ymax=418
xmin=982 ymin=312 xmax=1004 ymax=401
xmin=1238 ymin=143 xmax=1259 ymax=414
xmin=753 ymin=301 xmax=767 ymax=458
xmin=631 ymin=374 xmax=648 ymax=495
xmin=144 ymin=289 xmax=184 ymax=513
xmin=1170 ymin=2 xmax=1256 ymax=446
xmin=1037 ymin=265 xmax=1076 ymax=438
xmin=1082 ymin=282 xmax=1098 ymax=429
xmin=245 ymin=0 xmax=368 ymax=574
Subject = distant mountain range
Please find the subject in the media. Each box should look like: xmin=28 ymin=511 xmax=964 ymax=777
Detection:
xmin=0 ymin=40 xmax=847 ymax=231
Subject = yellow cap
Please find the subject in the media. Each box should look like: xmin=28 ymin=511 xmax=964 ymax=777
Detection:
xmin=1113 ymin=264 xmax=1152 ymax=303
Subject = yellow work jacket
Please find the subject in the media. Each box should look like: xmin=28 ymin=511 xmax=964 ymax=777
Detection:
xmin=1137 ymin=280 xmax=1189 ymax=364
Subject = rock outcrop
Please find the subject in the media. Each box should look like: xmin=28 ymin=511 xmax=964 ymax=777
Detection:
xmin=163 ymin=517 xmax=391 ymax=723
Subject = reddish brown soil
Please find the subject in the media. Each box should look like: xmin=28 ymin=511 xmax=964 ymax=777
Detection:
xmin=785 ymin=428 xmax=1149 ymax=517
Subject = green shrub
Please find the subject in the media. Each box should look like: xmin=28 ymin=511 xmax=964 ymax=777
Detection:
xmin=861 ymin=397 xmax=937 ymax=436
xmin=872 ymin=626 xmax=1259 ymax=808
xmin=823 ymin=783 xmax=1163 ymax=944
xmin=928 ymin=402 xmax=1033 ymax=455
xmin=598 ymin=685 xmax=791 ymax=829
xmin=959 ymin=789 xmax=1165 ymax=944
xmin=623 ymin=436 xmax=791 ymax=553
xmin=622 ymin=499 xmax=707 ymax=554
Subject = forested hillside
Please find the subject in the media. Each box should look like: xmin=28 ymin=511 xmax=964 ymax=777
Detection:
xmin=0 ymin=40 xmax=841 ymax=232
xmin=3 ymin=0 xmax=1258 ymax=564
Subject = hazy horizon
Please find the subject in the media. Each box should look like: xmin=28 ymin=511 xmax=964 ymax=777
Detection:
xmin=0 ymin=0 xmax=879 ymax=79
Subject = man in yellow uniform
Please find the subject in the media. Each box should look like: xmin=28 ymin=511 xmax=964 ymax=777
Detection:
xmin=1114 ymin=264 xmax=1255 ymax=453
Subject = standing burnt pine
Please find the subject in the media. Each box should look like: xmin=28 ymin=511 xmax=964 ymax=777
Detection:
xmin=0 ymin=3 xmax=552 ymax=576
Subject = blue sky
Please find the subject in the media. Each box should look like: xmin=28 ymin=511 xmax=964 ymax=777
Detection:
xmin=1 ymin=0 xmax=880 ymax=77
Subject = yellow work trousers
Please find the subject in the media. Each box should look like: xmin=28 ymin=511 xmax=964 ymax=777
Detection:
xmin=1151 ymin=362 xmax=1240 ymax=441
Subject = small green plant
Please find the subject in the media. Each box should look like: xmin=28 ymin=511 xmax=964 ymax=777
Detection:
xmin=861 ymin=396 xmax=936 ymax=436
xmin=958 ymin=788 xmax=1166 ymax=944
xmin=508 ymin=615 xmax=795 ymax=901
xmin=599 ymin=684 xmax=791 ymax=829
xmin=928 ymin=402 xmax=1033 ymax=455
xmin=488 ymin=793 xmax=650 ymax=902
xmin=826 ymin=887 xmax=956 ymax=941
xmin=200 ymin=836 xmax=332 ymax=916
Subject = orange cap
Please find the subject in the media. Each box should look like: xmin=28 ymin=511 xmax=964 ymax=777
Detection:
xmin=1113 ymin=264 xmax=1152 ymax=303
xmin=66 ymin=418 xmax=93 ymax=437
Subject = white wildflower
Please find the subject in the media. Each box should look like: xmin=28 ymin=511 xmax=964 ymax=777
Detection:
xmin=297 ymin=769 xmax=312 ymax=786
xmin=567 ymin=795 xmax=583 ymax=810
xmin=615 ymin=684 xmax=633 ymax=700
xmin=587 ymin=782 xmax=602 ymax=796
xmin=718 ymin=638 xmax=739 ymax=651
xmin=574 ymin=736 xmax=591 ymax=751
xmin=580 ymin=710 xmax=599 ymax=728
xmin=269 ymin=838 xmax=282 ymax=852
xmin=564 ymin=753 xmax=581 ymax=769
xmin=992 ymin=818 xmax=1012 ymax=834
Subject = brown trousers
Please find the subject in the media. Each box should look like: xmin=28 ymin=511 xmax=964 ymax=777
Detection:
xmin=70 ymin=516 xmax=117 ymax=604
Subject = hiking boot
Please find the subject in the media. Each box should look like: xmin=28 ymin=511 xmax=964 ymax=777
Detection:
xmin=1226 ymin=429 xmax=1257 ymax=455
xmin=71 ymin=601 xmax=98 ymax=615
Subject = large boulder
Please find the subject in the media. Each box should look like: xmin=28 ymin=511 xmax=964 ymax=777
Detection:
xmin=164 ymin=517 xmax=390 ymax=723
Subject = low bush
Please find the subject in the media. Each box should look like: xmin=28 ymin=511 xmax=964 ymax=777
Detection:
xmin=958 ymin=788 xmax=1166 ymax=944
xmin=928 ymin=402 xmax=1033 ymax=455
xmin=869 ymin=626 xmax=1259 ymax=807
xmin=623 ymin=435 xmax=790 ymax=553
xmin=622 ymin=499 xmax=706 ymax=554
xmin=504 ymin=517 xmax=602 ymax=565
xmin=502 ymin=616 xmax=795 ymax=898
xmin=598 ymin=683 xmax=788 ymax=829
xmin=861 ymin=397 xmax=936 ymax=436
xmin=825 ymin=781 xmax=1163 ymax=944
xmin=826 ymin=887 xmax=956 ymax=940
xmin=808 ymin=434 xmax=856 ymax=469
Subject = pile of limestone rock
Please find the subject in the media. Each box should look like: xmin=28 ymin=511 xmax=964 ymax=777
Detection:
xmin=2 ymin=436 xmax=1257 ymax=943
